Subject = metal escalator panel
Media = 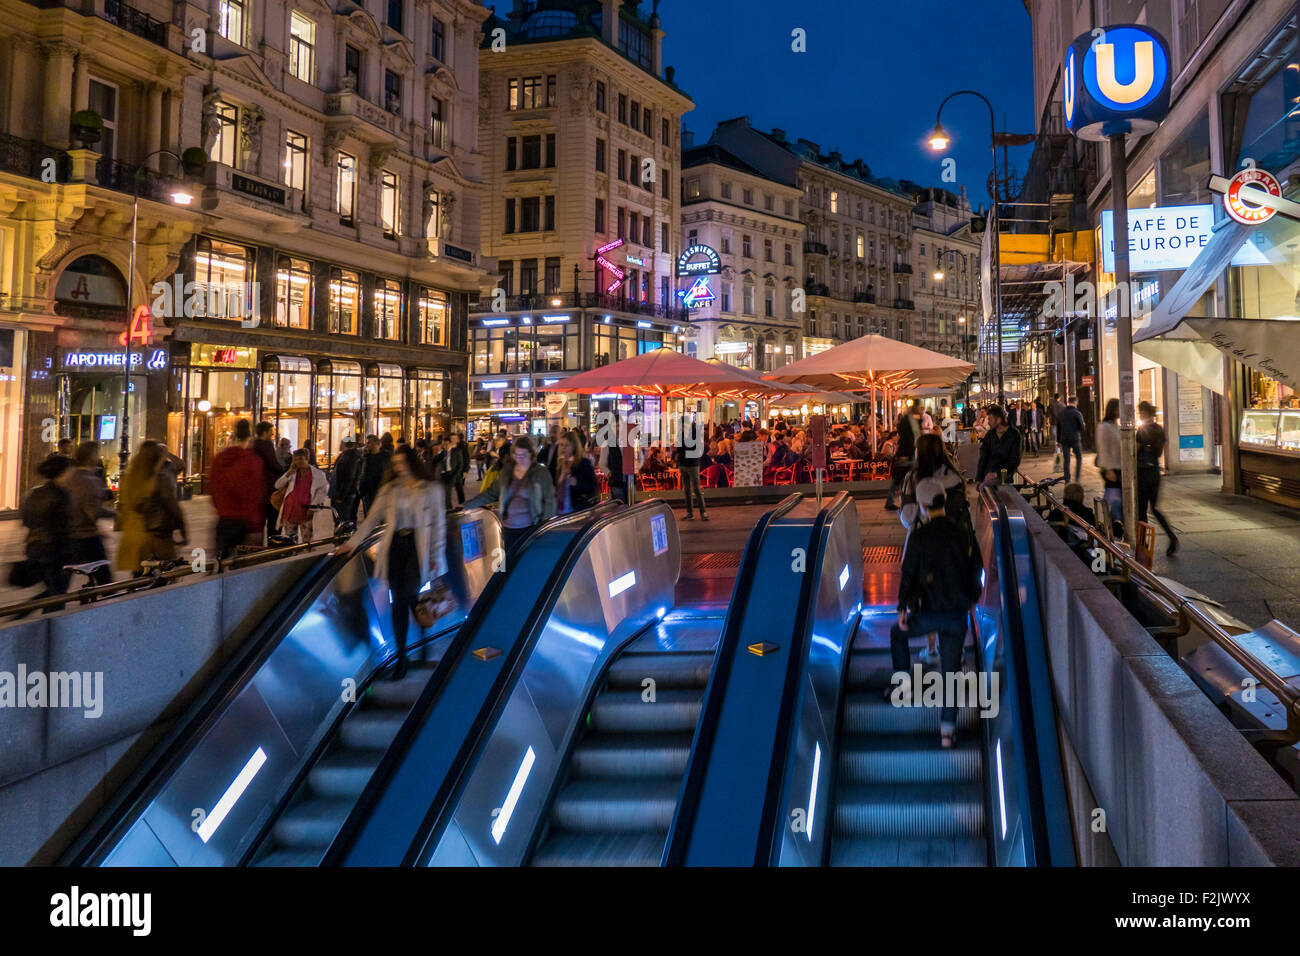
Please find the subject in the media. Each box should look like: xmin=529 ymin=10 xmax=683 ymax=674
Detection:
xmin=80 ymin=509 xmax=503 ymax=867
xmin=407 ymin=502 xmax=682 ymax=868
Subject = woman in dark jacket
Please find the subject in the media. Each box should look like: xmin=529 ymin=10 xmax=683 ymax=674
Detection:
xmin=467 ymin=434 xmax=557 ymax=552
xmin=19 ymin=455 xmax=74 ymax=602
xmin=552 ymin=431 xmax=597 ymax=514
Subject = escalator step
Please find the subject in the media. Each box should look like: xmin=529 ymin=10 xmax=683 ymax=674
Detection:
xmin=271 ymin=798 xmax=353 ymax=849
xmin=605 ymin=653 xmax=714 ymax=689
xmin=570 ymin=733 xmax=693 ymax=779
xmin=549 ymin=778 xmax=681 ymax=832
xmin=308 ymin=750 xmax=384 ymax=798
xmin=338 ymin=711 xmax=407 ymax=750
xmin=831 ymin=836 xmax=988 ymax=867
xmin=364 ymin=663 xmax=439 ymax=708
xmin=841 ymin=694 xmax=979 ymax=734
xmin=834 ymin=783 xmax=985 ymax=838
xmin=590 ymin=689 xmax=704 ymax=733
xmin=839 ymin=736 xmax=982 ymax=784
xmin=251 ymin=848 xmax=325 ymax=867
xmin=531 ymin=830 xmax=667 ymax=867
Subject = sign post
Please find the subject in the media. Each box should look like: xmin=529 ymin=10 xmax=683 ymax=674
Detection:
xmin=1065 ymin=23 xmax=1171 ymax=546
xmin=809 ymin=414 xmax=828 ymax=507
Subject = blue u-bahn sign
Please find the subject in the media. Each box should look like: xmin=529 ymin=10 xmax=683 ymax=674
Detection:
xmin=1064 ymin=25 xmax=1170 ymax=141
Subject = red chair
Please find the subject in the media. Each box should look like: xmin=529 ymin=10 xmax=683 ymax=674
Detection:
xmin=771 ymin=465 xmax=797 ymax=486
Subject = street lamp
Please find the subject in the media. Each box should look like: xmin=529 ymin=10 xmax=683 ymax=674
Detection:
xmin=119 ymin=148 xmax=205 ymax=476
xmin=928 ymin=90 xmax=1006 ymax=403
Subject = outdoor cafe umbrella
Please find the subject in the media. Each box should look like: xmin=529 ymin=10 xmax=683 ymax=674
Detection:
xmin=763 ymin=333 xmax=975 ymax=451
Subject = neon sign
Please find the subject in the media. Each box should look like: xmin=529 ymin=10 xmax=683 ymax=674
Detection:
xmin=594 ymin=238 xmax=627 ymax=294
xmin=677 ymin=244 xmax=722 ymax=276
xmin=1064 ymin=25 xmax=1170 ymax=141
xmin=679 ymin=276 xmax=715 ymax=309
xmin=119 ymin=305 xmax=155 ymax=347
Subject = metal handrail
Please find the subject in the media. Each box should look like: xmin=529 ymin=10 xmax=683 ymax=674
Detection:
xmin=1014 ymin=474 xmax=1300 ymax=735
xmin=0 ymin=533 xmax=347 ymax=620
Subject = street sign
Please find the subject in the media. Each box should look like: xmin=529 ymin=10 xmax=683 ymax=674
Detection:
xmin=1064 ymin=25 xmax=1171 ymax=141
xmin=809 ymin=415 xmax=827 ymax=470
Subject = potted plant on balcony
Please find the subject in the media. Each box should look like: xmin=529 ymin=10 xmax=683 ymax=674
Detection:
xmin=181 ymin=147 xmax=209 ymax=177
xmin=70 ymin=110 xmax=103 ymax=148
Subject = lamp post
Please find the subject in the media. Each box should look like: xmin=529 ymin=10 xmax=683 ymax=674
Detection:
xmin=928 ymin=91 xmax=1012 ymax=403
xmin=118 ymin=148 xmax=203 ymax=477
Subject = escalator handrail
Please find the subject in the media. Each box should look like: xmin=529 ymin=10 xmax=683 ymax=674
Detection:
xmin=662 ymin=493 xmax=804 ymax=866
xmin=980 ymin=485 xmax=1074 ymax=866
xmin=715 ymin=491 xmax=853 ymax=865
xmin=59 ymin=531 xmax=384 ymax=867
xmin=325 ymin=499 xmax=640 ymax=866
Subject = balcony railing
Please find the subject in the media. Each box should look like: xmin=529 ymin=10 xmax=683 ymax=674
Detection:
xmin=853 ymin=292 xmax=875 ymax=304
xmin=893 ymin=262 xmax=913 ymax=274
xmin=0 ymin=132 xmax=69 ymax=181
xmin=893 ymin=298 xmax=915 ymax=310
xmin=804 ymin=282 xmax=830 ymax=297
xmin=102 ymin=0 xmax=168 ymax=47
xmin=96 ymin=157 xmax=171 ymax=201
xmin=470 ymin=290 xmax=688 ymax=324
xmin=803 ymin=241 xmax=829 ymax=256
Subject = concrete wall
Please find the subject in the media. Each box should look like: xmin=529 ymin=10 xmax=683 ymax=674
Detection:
xmin=0 ymin=553 xmax=322 ymax=865
xmin=1019 ymin=497 xmax=1300 ymax=865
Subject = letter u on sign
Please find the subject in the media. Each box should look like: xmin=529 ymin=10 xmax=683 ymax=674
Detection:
xmin=1094 ymin=38 xmax=1156 ymax=105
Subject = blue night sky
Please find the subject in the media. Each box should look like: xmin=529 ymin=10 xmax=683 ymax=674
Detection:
xmin=661 ymin=0 xmax=1037 ymax=207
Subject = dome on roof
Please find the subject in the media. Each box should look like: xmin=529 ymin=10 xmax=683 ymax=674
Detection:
xmin=520 ymin=8 xmax=579 ymax=37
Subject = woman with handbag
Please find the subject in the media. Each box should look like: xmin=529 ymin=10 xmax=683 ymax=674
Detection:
xmin=467 ymin=435 xmax=556 ymax=552
xmin=553 ymin=431 xmax=597 ymax=515
xmin=117 ymin=440 xmax=187 ymax=574
xmin=336 ymin=448 xmax=446 ymax=680
xmin=274 ymin=450 xmax=332 ymax=543
xmin=1096 ymin=398 xmax=1125 ymax=540
xmin=13 ymin=455 xmax=75 ymax=605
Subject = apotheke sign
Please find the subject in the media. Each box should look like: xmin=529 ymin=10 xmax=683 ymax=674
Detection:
xmin=62 ymin=349 xmax=167 ymax=371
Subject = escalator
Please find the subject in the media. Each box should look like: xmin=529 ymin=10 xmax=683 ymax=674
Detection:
xmin=61 ymin=505 xmax=627 ymax=867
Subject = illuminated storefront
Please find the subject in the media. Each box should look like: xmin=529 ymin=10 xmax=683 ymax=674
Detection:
xmin=169 ymin=343 xmax=258 ymax=491
xmin=0 ymin=327 xmax=25 ymax=511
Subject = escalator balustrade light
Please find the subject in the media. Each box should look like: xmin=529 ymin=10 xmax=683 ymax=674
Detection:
xmin=473 ymin=646 xmax=503 ymax=661
xmin=491 ymin=746 xmax=536 ymax=846
xmin=747 ymin=642 xmax=780 ymax=657
xmin=806 ymin=743 xmax=822 ymax=841
xmin=197 ymin=746 xmax=268 ymax=843
xmin=995 ymin=739 xmax=1007 ymax=840
xmin=838 ymin=565 xmax=850 ymax=591
xmin=608 ymin=570 xmax=637 ymax=598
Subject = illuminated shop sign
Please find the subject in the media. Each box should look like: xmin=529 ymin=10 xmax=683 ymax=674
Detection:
xmin=191 ymin=343 xmax=258 ymax=368
xmin=677 ymin=244 xmax=721 ymax=276
xmin=679 ymin=276 xmax=715 ymax=309
xmin=1100 ymin=204 xmax=1266 ymax=272
xmin=1064 ymin=24 xmax=1171 ymax=141
xmin=625 ymin=255 xmax=646 ymax=267
xmin=62 ymin=348 xmax=168 ymax=371
xmin=119 ymin=305 xmax=155 ymax=347
xmin=595 ymin=238 xmax=627 ymax=293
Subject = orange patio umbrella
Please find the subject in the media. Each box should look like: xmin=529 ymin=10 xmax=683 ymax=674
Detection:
xmin=539 ymin=347 xmax=784 ymax=399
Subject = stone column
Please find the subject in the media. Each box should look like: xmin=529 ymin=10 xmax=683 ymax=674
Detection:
xmin=42 ymin=43 xmax=76 ymax=149
xmin=146 ymin=84 xmax=164 ymax=169
xmin=72 ymin=50 xmax=89 ymax=112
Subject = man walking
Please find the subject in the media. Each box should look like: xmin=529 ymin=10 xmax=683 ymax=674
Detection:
xmin=976 ymin=404 xmax=1022 ymax=489
xmin=330 ymin=435 xmax=363 ymax=525
xmin=1137 ymin=401 xmax=1180 ymax=555
xmin=889 ymin=477 xmax=984 ymax=748
xmin=252 ymin=422 xmax=282 ymax=542
xmin=1056 ymin=396 xmax=1086 ymax=483
xmin=359 ymin=435 xmax=390 ymax=517
xmin=676 ymin=417 xmax=708 ymax=521
xmin=210 ymin=420 xmax=268 ymax=560
xmin=887 ymin=401 xmax=923 ymax=511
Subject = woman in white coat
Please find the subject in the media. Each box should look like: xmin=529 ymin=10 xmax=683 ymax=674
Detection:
xmin=336 ymin=447 xmax=446 ymax=679
xmin=275 ymin=450 xmax=333 ymax=543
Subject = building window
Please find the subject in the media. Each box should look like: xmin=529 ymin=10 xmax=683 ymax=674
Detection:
xmin=547 ymin=74 xmax=556 ymax=107
xmin=661 ymin=222 xmax=668 ymax=252
xmin=721 ymin=181 xmax=732 ymax=199
xmin=764 ymin=238 xmax=773 ymax=261
xmin=784 ymin=243 xmax=793 ymax=266
xmin=546 ymin=133 xmax=556 ymax=168
xmin=381 ymin=170 xmax=399 ymax=237
xmin=218 ymin=0 xmax=244 ymax=44
xmin=596 ymin=138 xmax=606 ymax=173
xmin=643 ymin=107 xmax=652 ymax=138
xmin=498 ymin=260 xmax=513 ymax=296
xmin=743 ymin=284 xmax=754 ymax=314
xmin=505 ymin=136 xmax=516 ymax=171
xmin=425 ymin=189 xmax=440 ymax=238
xmin=520 ymin=196 xmax=541 ymax=232
xmin=504 ymin=198 xmax=516 ymax=234
xmin=544 ymin=257 xmax=561 ymax=294
xmin=596 ymin=80 xmax=606 ymax=112
xmin=857 ymin=232 xmax=865 ymax=258
xmin=595 ymin=197 xmax=605 ymax=233
xmin=764 ymin=194 xmax=774 ymax=211
xmin=743 ymin=188 xmax=753 ymax=205
xmin=742 ymin=234 xmax=753 ymax=258
xmin=507 ymin=75 xmax=551 ymax=110
xmin=720 ymin=231 xmax=731 ymax=254
xmin=193 ymin=238 xmax=254 ymax=319
xmin=283 ymin=130 xmax=308 ymax=191
xmin=275 ymin=256 xmax=312 ymax=329
xmin=520 ymin=259 xmax=538 ymax=296
xmin=384 ymin=69 xmax=401 ymax=114
xmin=88 ymin=79 xmax=117 ymax=159
xmin=210 ymin=101 xmax=238 ymax=167
xmin=374 ymin=278 xmax=402 ymax=340
xmin=630 ymin=101 xmax=640 ymax=130
xmin=765 ymin=288 xmax=774 ymax=318
xmin=430 ymin=98 xmax=446 ymax=149
xmin=344 ymin=45 xmax=362 ymax=93
xmin=721 ymin=283 xmax=732 ymax=312
xmin=386 ymin=0 xmax=402 ymax=33
xmin=430 ymin=17 xmax=445 ymax=61
xmin=830 ymin=190 xmax=839 ymax=213
xmin=521 ymin=135 xmax=541 ymax=169
xmin=328 ymin=268 xmax=360 ymax=334
xmin=784 ymin=199 xmax=794 ymax=216
xmin=288 ymin=12 xmax=315 ymax=83
xmin=336 ymin=151 xmax=357 ymax=223
xmin=617 ymin=206 xmax=625 ymax=240
xmin=617 ymin=149 xmax=626 ymax=181
xmin=545 ymin=195 xmax=555 ymax=231
xmin=685 ymin=178 xmax=700 ymax=199
xmin=419 ymin=289 xmax=448 ymax=346
xmin=662 ymin=168 xmax=669 ymax=199
xmin=662 ymin=117 xmax=670 ymax=146
xmin=618 ymin=93 xmax=627 ymax=124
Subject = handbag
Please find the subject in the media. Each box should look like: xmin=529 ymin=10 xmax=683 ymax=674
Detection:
xmin=413 ymin=577 xmax=456 ymax=629
xmin=269 ymin=487 xmax=286 ymax=511
xmin=8 ymin=559 xmax=38 ymax=588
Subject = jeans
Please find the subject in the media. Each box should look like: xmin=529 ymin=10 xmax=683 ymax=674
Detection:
xmin=1137 ymin=467 xmax=1177 ymax=542
xmin=1060 ymin=439 xmax=1083 ymax=482
xmin=214 ymin=518 xmax=248 ymax=561
xmin=388 ymin=530 xmax=420 ymax=670
xmin=503 ymin=523 xmax=538 ymax=557
xmin=889 ymin=608 xmax=969 ymax=726
xmin=680 ymin=465 xmax=706 ymax=516
xmin=68 ymin=536 xmax=111 ymax=584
